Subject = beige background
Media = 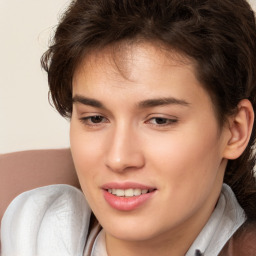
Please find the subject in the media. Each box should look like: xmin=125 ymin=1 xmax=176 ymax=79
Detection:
xmin=0 ymin=0 xmax=71 ymax=153
xmin=0 ymin=0 xmax=255 ymax=154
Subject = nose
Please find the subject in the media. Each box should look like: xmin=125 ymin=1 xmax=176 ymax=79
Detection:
xmin=104 ymin=124 xmax=145 ymax=173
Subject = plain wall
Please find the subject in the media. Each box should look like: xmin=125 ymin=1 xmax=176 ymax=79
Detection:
xmin=0 ymin=0 xmax=256 ymax=154
xmin=0 ymin=0 xmax=71 ymax=153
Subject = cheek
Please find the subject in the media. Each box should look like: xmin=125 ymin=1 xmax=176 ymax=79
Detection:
xmin=69 ymin=122 xmax=103 ymax=189
xmin=70 ymin=119 xmax=104 ymax=162
xmin=145 ymin=124 xmax=222 ymax=187
xmin=70 ymin=129 xmax=100 ymax=209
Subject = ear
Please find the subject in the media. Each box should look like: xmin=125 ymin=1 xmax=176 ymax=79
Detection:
xmin=223 ymin=99 xmax=254 ymax=160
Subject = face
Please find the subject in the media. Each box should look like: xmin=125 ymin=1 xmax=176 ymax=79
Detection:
xmin=70 ymin=42 xmax=230 ymax=246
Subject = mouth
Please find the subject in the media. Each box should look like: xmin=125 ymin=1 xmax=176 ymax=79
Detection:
xmin=102 ymin=183 xmax=157 ymax=211
xmin=106 ymin=188 xmax=156 ymax=197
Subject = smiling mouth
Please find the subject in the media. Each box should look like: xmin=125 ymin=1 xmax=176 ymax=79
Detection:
xmin=106 ymin=188 xmax=156 ymax=197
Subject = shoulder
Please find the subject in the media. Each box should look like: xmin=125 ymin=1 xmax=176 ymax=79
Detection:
xmin=1 ymin=184 xmax=91 ymax=256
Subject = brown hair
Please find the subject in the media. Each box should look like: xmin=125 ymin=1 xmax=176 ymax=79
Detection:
xmin=41 ymin=0 xmax=256 ymax=219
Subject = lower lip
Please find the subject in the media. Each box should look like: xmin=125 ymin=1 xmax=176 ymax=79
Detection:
xmin=103 ymin=190 xmax=156 ymax=211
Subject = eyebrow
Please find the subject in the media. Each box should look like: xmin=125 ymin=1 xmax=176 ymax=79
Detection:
xmin=72 ymin=95 xmax=190 ymax=109
xmin=137 ymin=97 xmax=190 ymax=108
xmin=72 ymin=95 xmax=106 ymax=109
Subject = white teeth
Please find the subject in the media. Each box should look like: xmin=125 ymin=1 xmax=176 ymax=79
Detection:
xmin=116 ymin=189 xmax=125 ymax=197
xmin=133 ymin=189 xmax=141 ymax=196
xmin=107 ymin=188 xmax=150 ymax=197
xmin=142 ymin=189 xmax=148 ymax=194
xmin=124 ymin=188 xmax=133 ymax=197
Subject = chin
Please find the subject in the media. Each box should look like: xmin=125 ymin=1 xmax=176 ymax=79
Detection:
xmin=101 ymin=215 xmax=167 ymax=242
xmin=108 ymin=228 xmax=157 ymax=242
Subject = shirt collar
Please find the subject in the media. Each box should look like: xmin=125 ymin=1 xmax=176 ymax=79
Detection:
xmin=186 ymin=184 xmax=246 ymax=256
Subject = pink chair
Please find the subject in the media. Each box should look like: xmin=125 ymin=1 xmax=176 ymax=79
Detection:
xmin=0 ymin=148 xmax=80 ymax=221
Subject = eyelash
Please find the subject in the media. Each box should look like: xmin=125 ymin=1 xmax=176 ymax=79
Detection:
xmin=79 ymin=115 xmax=178 ymax=128
xmin=79 ymin=115 xmax=109 ymax=126
xmin=146 ymin=117 xmax=178 ymax=126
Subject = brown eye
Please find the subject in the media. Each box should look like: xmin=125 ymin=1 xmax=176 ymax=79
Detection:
xmin=154 ymin=118 xmax=168 ymax=124
xmin=90 ymin=116 xmax=105 ymax=123
xmin=79 ymin=115 xmax=108 ymax=126
xmin=148 ymin=117 xmax=177 ymax=126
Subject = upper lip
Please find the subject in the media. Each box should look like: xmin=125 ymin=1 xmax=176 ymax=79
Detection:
xmin=101 ymin=182 xmax=157 ymax=190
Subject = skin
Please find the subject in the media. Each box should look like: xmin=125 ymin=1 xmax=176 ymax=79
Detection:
xmin=70 ymin=42 xmax=234 ymax=256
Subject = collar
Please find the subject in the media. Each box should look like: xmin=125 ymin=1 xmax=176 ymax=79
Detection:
xmin=186 ymin=184 xmax=246 ymax=256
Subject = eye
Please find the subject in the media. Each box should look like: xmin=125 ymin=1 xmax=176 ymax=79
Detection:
xmin=79 ymin=115 xmax=109 ymax=126
xmin=146 ymin=117 xmax=178 ymax=126
xmin=89 ymin=115 xmax=105 ymax=123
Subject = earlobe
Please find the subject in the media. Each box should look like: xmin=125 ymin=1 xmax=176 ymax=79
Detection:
xmin=223 ymin=99 xmax=254 ymax=160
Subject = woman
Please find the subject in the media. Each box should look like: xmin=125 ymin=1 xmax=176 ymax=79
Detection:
xmin=1 ymin=0 xmax=256 ymax=255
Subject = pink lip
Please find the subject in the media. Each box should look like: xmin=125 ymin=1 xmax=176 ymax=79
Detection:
xmin=102 ymin=182 xmax=157 ymax=211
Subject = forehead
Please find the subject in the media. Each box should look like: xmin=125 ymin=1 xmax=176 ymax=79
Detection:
xmin=74 ymin=41 xmax=196 ymax=84
xmin=72 ymin=41 xmax=216 ymax=113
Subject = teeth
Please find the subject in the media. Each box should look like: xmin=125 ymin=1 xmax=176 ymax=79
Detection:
xmin=107 ymin=188 xmax=150 ymax=197
xmin=124 ymin=188 xmax=133 ymax=197
xmin=116 ymin=189 xmax=125 ymax=197
xmin=134 ymin=189 xmax=141 ymax=196
xmin=142 ymin=189 xmax=148 ymax=194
